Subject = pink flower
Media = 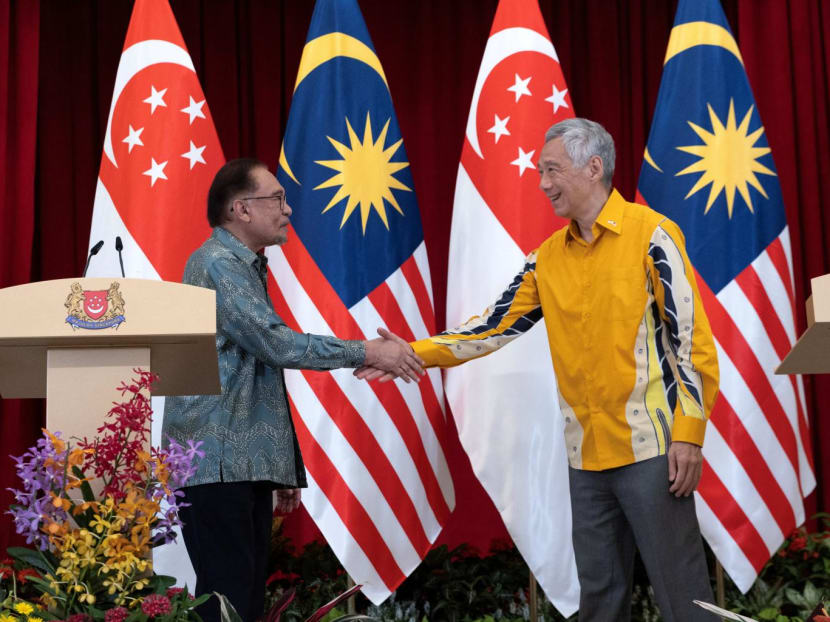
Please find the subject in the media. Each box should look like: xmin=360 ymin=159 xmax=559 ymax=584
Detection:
xmin=141 ymin=594 xmax=172 ymax=617
xmin=104 ymin=607 xmax=129 ymax=622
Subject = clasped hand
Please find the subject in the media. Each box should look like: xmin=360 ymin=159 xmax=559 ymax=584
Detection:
xmin=358 ymin=327 xmax=425 ymax=383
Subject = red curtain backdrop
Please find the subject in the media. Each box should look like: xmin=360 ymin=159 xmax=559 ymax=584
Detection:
xmin=2 ymin=0 xmax=829 ymax=557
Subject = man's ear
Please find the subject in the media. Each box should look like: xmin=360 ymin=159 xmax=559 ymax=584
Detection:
xmin=229 ymin=198 xmax=251 ymax=222
xmin=588 ymin=155 xmax=604 ymax=183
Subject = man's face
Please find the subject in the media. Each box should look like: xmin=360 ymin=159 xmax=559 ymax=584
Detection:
xmin=243 ymin=167 xmax=292 ymax=248
xmin=537 ymin=138 xmax=595 ymax=221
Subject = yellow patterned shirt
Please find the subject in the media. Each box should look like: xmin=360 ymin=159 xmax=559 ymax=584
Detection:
xmin=413 ymin=189 xmax=719 ymax=471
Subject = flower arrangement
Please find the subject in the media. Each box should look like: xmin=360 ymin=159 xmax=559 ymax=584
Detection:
xmin=2 ymin=371 xmax=207 ymax=621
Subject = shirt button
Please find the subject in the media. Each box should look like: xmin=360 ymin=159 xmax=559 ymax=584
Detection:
xmin=633 ymin=409 xmax=639 ymax=415
xmin=565 ymin=416 xmax=571 ymax=423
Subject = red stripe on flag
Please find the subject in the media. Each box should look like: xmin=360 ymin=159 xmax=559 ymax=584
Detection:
xmin=709 ymin=396 xmax=796 ymax=535
xmin=762 ymin=238 xmax=814 ymax=472
xmin=735 ymin=266 xmax=794 ymax=361
xmin=695 ymin=271 xmax=800 ymax=473
xmin=268 ymin=242 xmax=452 ymax=525
xmin=368 ymin=283 xmax=452 ymax=458
xmin=766 ymin=237 xmax=797 ymax=323
xmin=299 ymin=368 xmax=431 ymax=554
xmin=276 ymin=230 xmax=363 ymax=339
xmin=401 ymin=255 xmax=436 ymax=335
xmin=735 ymin=263 xmax=814 ymax=479
xmin=288 ymin=395 xmax=406 ymax=591
xmin=698 ymin=461 xmax=770 ymax=572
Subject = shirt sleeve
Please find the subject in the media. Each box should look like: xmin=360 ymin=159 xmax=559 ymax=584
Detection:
xmin=204 ymin=256 xmax=365 ymax=371
xmin=412 ymin=251 xmax=542 ymax=368
xmin=647 ymin=221 xmax=720 ymax=446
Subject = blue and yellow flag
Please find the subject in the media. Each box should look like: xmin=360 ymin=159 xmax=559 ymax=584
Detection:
xmin=638 ymin=0 xmax=784 ymax=294
xmin=278 ymin=0 xmax=422 ymax=308
xmin=638 ymin=0 xmax=813 ymax=592
xmin=274 ymin=0 xmax=452 ymax=605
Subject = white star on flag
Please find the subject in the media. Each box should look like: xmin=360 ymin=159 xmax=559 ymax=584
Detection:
xmin=142 ymin=158 xmax=168 ymax=186
xmin=122 ymin=125 xmax=144 ymax=153
xmin=181 ymin=141 xmax=206 ymax=169
xmin=510 ymin=146 xmax=535 ymax=176
xmin=545 ymin=84 xmax=569 ymax=113
xmin=143 ymin=85 xmax=168 ymax=114
xmin=180 ymin=96 xmax=206 ymax=125
xmin=507 ymin=73 xmax=532 ymax=102
xmin=487 ymin=114 xmax=511 ymax=143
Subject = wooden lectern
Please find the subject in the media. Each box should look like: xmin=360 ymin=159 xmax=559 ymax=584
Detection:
xmin=777 ymin=273 xmax=830 ymax=375
xmin=0 ymin=278 xmax=220 ymax=442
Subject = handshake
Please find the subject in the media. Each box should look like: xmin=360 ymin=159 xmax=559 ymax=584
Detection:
xmin=357 ymin=327 xmax=425 ymax=383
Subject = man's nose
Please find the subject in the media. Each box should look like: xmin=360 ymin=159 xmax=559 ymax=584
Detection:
xmin=283 ymin=201 xmax=293 ymax=216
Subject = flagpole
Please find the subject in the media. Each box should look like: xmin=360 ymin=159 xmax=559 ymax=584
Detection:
xmin=715 ymin=561 xmax=725 ymax=608
xmin=529 ymin=570 xmax=538 ymax=622
xmin=346 ymin=574 xmax=356 ymax=615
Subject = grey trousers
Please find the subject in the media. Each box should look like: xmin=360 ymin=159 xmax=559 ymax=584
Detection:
xmin=569 ymin=455 xmax=715 ymax=622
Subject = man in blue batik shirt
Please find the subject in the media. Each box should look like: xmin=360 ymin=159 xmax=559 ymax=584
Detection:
xmin=163 ymin=158 xmax=423 ymax=622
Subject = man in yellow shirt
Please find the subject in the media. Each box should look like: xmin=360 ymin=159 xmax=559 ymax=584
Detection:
xmin=358 ymin=118 xmax=719 ymax=621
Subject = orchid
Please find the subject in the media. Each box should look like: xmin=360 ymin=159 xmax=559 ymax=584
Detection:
xmin=3 ymin=372 xmax=208 ymax=621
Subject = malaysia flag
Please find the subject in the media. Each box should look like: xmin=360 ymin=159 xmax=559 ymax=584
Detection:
xmin=638 ymin=0 xmax=815 ymax=592
xmin=272 ymin=0 xmax=454 ymax=604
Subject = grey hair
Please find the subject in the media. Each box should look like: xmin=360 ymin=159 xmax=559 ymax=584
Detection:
xmin=544 ymin=118 xmax=616 ymax=187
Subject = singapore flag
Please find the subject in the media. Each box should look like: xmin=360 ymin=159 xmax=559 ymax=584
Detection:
xmin=86 ymin=0 xmax=225 ymax=587
xmin=445 ymin=0 xmax=578 ymax=615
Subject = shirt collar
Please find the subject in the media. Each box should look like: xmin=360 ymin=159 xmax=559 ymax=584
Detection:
xmin=564 ymin=188 xmax=626 ymax=245
xmin=213 ymin=227 xmax=266 ymax=268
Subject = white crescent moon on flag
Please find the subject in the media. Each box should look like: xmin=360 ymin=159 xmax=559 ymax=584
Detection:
xmin=466 ymin=27 xmax=559 ymax=159
xmin=103 ymin=40 xmax=196 ymax=168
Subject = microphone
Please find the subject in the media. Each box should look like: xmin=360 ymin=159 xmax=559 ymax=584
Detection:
xmin=115 ymin=236 xmax=125 ymax=278
xmin=82 ymin=240 xmax=104 ymax=277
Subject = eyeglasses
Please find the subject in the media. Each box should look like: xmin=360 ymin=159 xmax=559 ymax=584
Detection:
xmin=240 ymin=194 xmax=288 ymax=213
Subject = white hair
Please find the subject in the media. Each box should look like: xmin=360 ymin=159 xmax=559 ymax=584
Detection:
xmin=544 ymin=118 xmax=616 ymax=187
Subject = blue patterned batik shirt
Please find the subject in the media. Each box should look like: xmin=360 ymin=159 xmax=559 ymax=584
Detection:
xmin=163 ymin=227 xmax=366 ymax=488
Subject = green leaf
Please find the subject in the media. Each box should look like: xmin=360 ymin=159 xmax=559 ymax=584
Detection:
xmin=758 ymin=608 xmax=780 ymax=620
xmin=215 ymin=592 xmax=243 ymax=622
xmin=784 ymin=587 xmax=809 ymax=608
xmin=190 ymin=594 xmax=212 ymax=608
xmin=803 ymin=581 xmax=821 ymax=605
xmin=27 ymin=576 xmax=59 ymax=596
xmin=6 ymin=547 xmax=56 ymax=575
xmin=147 ymin=574 xmax=177 ymax=593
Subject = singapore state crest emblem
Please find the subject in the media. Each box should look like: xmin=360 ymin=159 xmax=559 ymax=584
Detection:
xmin=64 ymin=282 xmax=126 ymax=330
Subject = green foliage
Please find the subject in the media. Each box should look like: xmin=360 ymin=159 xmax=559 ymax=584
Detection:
xmin=721 ymin=515 xmax=830 ymax=621
xmin=264 ymin=515 xmax=830 ymax=621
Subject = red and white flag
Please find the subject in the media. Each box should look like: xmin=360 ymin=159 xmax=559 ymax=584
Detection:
xmin=86 ymin=0 xmax=225 ymax=586
xmin=446 ymin=0 xmax=578 ymax=615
